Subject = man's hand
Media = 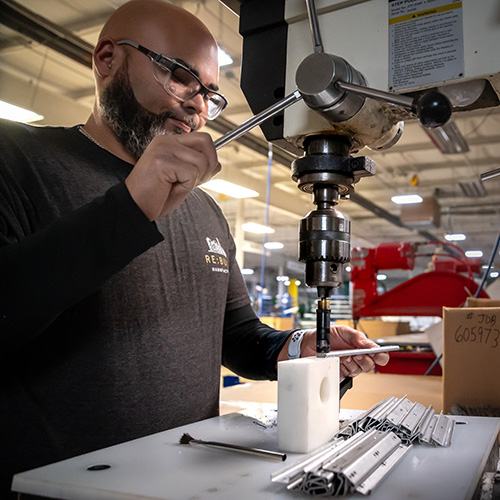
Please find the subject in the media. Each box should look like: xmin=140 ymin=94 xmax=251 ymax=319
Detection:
xmin=278 ymin=325 xmax=390 ymax=381
xmin=125 ymin=132 xmax=220 ymax=221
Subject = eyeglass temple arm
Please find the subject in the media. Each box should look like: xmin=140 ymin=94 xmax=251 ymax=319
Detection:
xmin=213 ymin=90 xmax=302 ymax=151
xmin=117 ymin=40 xmax=157 ymax=60
xmin=117 ymin=40 xmax=138 ymax=49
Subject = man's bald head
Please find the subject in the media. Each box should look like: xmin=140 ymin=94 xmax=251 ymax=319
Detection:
xmin=99 ymin=0 xmax=217 ymax=61
xmin=94 ymin=0 xmax=220 ymax=100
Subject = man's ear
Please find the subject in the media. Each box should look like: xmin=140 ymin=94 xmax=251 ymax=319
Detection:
xmin=93 ymin=38 xmax=119 ymax=78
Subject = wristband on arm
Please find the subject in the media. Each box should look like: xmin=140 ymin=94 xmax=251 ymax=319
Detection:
xmin=288 ymin=330 xmax=306 ymax=359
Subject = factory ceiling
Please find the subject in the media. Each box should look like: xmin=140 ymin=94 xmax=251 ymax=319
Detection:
xmin=1 ymin=0 xmax=499 ymax=285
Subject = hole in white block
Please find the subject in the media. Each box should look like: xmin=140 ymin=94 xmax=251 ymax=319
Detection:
xmin=320 ymin=376 xmax=330 ymax=404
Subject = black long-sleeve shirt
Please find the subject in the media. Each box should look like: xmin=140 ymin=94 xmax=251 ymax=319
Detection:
xmin=0 ymin=120 xmax=290 ymax=494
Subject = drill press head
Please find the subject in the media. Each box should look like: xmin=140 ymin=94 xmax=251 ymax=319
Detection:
xmin=292 ymin=135 xmax=375 ymax=298
xmin=292 ymin=134 xmax=374 ymax=355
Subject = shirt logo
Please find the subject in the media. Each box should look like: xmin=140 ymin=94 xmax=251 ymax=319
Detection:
xmin=206 ymin=237 xmax=227 ymax=258
xmin=205 ymin=237 xmax=229 ymax=273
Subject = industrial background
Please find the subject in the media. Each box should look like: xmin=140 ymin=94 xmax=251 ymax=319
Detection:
xmin=4 ymin=2 xmax=500 ymax=498
xmin=1 ymin=0 xmax=499 ymax=305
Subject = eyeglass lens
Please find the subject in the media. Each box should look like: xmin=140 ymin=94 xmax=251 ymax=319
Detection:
xmin=152 ymin=60 xmax=224 ymax=119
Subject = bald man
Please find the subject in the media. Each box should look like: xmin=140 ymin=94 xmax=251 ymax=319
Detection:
xmin=0 ymin=1 xmax=387 ymax=494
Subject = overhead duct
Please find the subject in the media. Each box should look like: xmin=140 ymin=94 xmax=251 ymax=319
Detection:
xmin=0 ymin=0 xmax=93 ymax=68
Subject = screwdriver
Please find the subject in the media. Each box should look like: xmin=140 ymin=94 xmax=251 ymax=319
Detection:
xmin=213 ymin=91 xmax=302 ymax=151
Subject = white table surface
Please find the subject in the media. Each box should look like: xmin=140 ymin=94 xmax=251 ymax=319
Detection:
xmin=12 ymin=409 xmax=500 ymax=500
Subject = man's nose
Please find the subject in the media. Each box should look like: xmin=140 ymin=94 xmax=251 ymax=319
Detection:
xmin=183 ymin=92 xmax=206 ymax=116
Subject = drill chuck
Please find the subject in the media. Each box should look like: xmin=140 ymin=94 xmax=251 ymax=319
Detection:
xmin=299 ymin=206 xmax=350 ymax=289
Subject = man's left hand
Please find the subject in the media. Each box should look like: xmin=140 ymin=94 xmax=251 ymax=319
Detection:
xmin=278 ymin=325 xmax=390 ymax=381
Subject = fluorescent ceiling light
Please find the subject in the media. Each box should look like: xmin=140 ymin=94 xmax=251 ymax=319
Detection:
xmin=465 ymin=250 xmax=483 ymax=258
xmin=481 ymin=167 xmax=500 ymax=182
xmin=241 ymin=268 xmax=254 ymax=275
xmin=459 ymin=180 xmax=487 ymax=198
xmin=444 ymin=233 xmax=466 ymax=241
xmin=0 ymin=100 xmax=43 ymax=123
xmin=490 ymin=271 xmax=499 ymax=278
xmin=218 ymin=47 xmax=233 ymax=67
xmin=438 ymin=80 xmax=485 ymax=107
xmin=265 ymin=241 xmax=284 ymax=250
xmin=377 ymin=274 xmax=387 ymax=281
xmin=201 ymin=179 xmax=258 ymax=199
xmin=276 ymin=275 xmax=289 ymax=282
xmin=391 ymin=194 xmax=423 ymax=205
xmin=242 ymin=222 xmax=275 ymax=234
xmin=423 ymin=120 xmax=469 ymax=154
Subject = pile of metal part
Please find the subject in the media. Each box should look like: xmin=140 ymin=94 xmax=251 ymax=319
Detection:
xmin=271 ymin=428 xmax=409 ymax=496
xmin=338 ymin=396 xmax=455 ymax=447
xmin=271 ymin=397 xmax=455 ymax=496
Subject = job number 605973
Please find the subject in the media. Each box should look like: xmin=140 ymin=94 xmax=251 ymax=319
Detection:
xmin=454 ymin=325 xmax=499 ymax=348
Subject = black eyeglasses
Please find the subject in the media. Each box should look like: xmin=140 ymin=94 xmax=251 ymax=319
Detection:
xmin=117 ymin=40 xmax=228 ymax=120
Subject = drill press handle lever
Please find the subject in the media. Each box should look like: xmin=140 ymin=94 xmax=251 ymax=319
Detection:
xmin=336 ymin=81 xmax=452 ymax=128
xmin=213 ymin=82 xmax=452 ymax=154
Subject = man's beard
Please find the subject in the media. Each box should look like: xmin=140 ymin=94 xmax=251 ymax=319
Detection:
xmin=99 ymin=61 xmax=193 ymax=160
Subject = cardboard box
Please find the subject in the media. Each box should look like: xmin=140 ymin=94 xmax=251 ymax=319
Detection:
xmin=400 ymin=197 xmax=440 ymax=228
xmin=260 ymin=316 xmax=294 ymax=330
xmin=336 ymin=319 xmax=412 ymax=339
xmin=443 ymin=307 xmax=500 ymax=414
xmin=465 ymin=297 xmax=500 ymax=308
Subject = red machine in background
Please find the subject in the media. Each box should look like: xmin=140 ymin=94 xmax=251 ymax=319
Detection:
xmin=351 ymin=241 xmax=489 ymax=320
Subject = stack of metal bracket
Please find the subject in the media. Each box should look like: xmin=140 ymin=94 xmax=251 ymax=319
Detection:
xmin=271 ymin=397 xmax=455 ymax=496
xmin=338 ymin=396 xmax=455 ymax=447
xmin=271 ymin=428 xmax=410 ymax=496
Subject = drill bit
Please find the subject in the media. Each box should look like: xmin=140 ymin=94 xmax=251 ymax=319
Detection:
xmin=316 ymin=295 xmax=331 ymax=356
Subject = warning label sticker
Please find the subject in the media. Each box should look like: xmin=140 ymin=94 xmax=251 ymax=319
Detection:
xmin=388 ymin=0 xmax=464 ymax=91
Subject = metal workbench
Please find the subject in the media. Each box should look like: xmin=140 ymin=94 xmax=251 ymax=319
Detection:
xmin=12 ymin=410 xmax=500 ymax=500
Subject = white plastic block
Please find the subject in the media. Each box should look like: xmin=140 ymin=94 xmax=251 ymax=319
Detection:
xmin=277 ymin=356 xmax=340 ymax=453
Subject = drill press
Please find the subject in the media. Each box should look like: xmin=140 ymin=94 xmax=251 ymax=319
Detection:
xmin=232 ymin=0 xmax=452 ymax=357
xmin=291 ymin=45 xmax=449 ymax=355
